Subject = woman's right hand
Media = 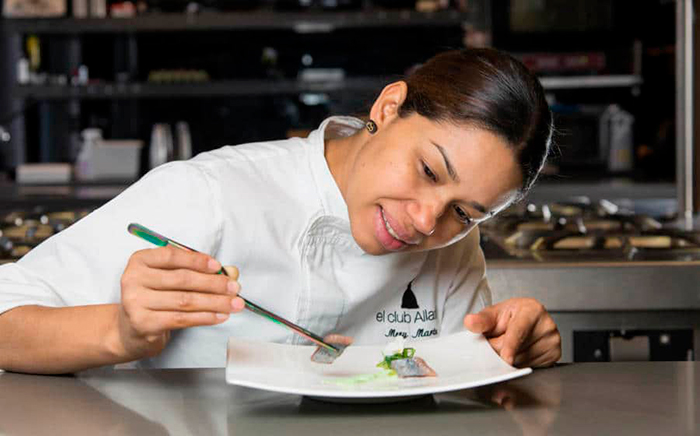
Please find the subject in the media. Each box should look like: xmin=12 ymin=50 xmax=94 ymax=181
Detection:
xmin=114 ymin=245 xmax=244 ymax=362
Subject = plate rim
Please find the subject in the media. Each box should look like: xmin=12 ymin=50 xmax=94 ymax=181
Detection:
xmin=225 ymin=367 xmax=532 ymax=398
xmin=225 ymin=332 xmax=533 ymax=399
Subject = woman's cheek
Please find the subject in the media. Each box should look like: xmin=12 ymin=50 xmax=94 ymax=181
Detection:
xmin=434 ymin=222 xmax=474 ymax=249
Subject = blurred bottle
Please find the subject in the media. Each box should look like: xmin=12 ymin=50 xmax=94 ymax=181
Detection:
xmin=175 ymin=121 xmax=192 ymax=161
xmin=148 ymin=123 xmax=173 ymax=169
xmin=75 ymin=128 xmax=103 ymax=180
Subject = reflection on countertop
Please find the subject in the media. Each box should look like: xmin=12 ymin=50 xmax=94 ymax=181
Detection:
xmin=0 ymin=363 xmax=697 ymax=436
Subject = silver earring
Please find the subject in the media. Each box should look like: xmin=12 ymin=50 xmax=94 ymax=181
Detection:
xmin=366 ymin=119 xmax=378 ymax=134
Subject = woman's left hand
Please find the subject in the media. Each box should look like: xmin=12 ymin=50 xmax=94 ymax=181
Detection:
xmin=463 ymin=298 xmax=561 ymax=368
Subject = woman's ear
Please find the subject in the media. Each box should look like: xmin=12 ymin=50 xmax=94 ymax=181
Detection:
xmin=369 ymin=81 xmax=408 ymax=130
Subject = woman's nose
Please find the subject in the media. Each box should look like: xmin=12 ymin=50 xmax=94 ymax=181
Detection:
xmin=408 ymin=200 xmax=443 ymax=236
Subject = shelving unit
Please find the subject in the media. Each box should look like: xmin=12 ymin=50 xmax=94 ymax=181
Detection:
xmin=4 ymin=9 xmax=471 ymax=33
xmin=12 ymin=74 xmax=646 ymax=102
xmin=539 ymin=75 xmax=643 ymax=90
xmin=1 ymin=3 xmax=491 ymax=171
xmin=1 ymin=0 xmax=685 ymax=209
xmin=12 ymin=77 xmax=389 ymax=100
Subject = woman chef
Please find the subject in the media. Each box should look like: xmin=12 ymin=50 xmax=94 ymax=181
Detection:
xmin=0 ymin=48 xmax=561 ymax=373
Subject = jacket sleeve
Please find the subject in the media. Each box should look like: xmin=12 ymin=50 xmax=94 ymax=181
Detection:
xmin=440 ymin=227 xmax=493 ymax=335
xmin=0 ymin=160 xmax=223 ymax=316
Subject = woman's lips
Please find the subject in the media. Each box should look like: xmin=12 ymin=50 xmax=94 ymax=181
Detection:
xmin=374 ymin=206 xmax=407 ymax=251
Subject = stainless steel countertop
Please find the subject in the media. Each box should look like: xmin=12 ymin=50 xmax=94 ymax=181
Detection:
xmin=0 ymin=363 xmax=698 ymax=435
xmin=486 ymin=261 xmax=700 ymax=311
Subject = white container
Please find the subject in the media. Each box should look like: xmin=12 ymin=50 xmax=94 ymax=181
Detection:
xmin=600 ymin=104 xmax=634 ymax=172
xmin=75 ymin=128 xmax=102 ymax=180
xmin=91 ymin=139 xmax=144 ymax=180
xmin=72 ymin=0 xmax=88 ymax=17
xmin=16 ymin=163 xmax=72 ymax=184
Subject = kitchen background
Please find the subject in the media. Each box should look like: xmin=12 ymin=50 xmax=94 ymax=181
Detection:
xmin=0 ymin=0 xmax=698 ymax=363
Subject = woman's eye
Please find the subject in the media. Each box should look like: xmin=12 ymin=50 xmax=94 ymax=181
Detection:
xmin=453 ymin=205 xmax=472 ymax=225
xmin=423 ymin=163 xmax=437 ymax=182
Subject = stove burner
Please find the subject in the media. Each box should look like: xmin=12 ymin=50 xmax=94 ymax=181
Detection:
xmin=480 ymin=198 xmax=700 ymax=262
xmin=0 ymin=207 xmax=93 ymax=263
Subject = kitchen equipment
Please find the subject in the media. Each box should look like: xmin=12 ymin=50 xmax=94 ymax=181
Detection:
xmin=479 ymin=198 xmax=700 ymax=262
xmin=75 ymin=128 xmax=102 ymax=180
xmin=76 ymin=128 xmax=143 ymax=181
xmin=551 ymin=104 xmax=634 ymax=172
xmin=574 ymin=329 xmax=694 ymax=362
xmin=15 ymin=163 xmax=72 ymax=184
xmin=175 ymin=121 xmax=192 ymax=161
xmin=148 ymin=123 xmax=173 ymax=170
xmin=127 ymin=223 xmax=340 ymax=354
xmin=601 ymin=105 xmax=634 ymax=172
xmin=91 ymin=139 xmax=143 ymax=181
xmin=2 ymin=0 xmax=66 ymax=17
xmin=0 ymin=207 xmax=92 ymax=264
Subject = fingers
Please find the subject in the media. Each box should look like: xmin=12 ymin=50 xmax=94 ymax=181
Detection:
xmin=463 ymin=308 xmax=498 ymax=334
xmin=520 ymin=313 xmax=559 ymax=353
xmin=139 ymin=289 xmax=246 ymax=314
xmin=499 ymin=309 xmax=536 ymax=365
xmin=141 ymin=267 xmax=239 ymax=295
xmin=135 ymin=246 xmax=222 ymax=274
xmin=122 ymin=247 xmax=244 ymax=332
xmin=471 ymin=298 xmax=559 ymax=367
xmin=133 ymin=310 xmax=233 ymax=334
xmin=513 ymin=332 xmax=562 ymax=368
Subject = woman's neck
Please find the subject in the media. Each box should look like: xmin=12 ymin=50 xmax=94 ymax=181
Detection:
xmin=324 ymin=131 xmax=366 ymax=200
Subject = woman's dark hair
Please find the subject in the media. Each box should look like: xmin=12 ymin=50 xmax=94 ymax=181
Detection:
xmin=398 ymin=48 xmax=553 ymax=200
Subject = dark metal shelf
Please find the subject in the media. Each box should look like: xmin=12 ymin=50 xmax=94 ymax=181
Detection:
xmin=13 ymin=73 xmax=645 ymax=100
xmin=4 ymin=9 xmax=472 ymax=34
xmin=12 ymin=77 xmax=388 ymax=100
xmin=0 ymin=181 xmax=128 ymax=209
xmin=540 ymin=75 xmax=643 ymax=90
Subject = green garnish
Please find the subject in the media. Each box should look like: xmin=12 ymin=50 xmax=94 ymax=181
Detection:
xmin=325 ymin=370 xmax=396 ymax=386
xmin=376 ymin=347 xmax=415 ymax=371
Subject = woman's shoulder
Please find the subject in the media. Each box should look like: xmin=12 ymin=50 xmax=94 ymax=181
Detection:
xmin=193 ymin=136 xmax=311 ymax=169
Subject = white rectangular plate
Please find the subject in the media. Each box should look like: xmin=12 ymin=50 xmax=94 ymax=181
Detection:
xmin=226 ymin=331 xmax=532 ymax=400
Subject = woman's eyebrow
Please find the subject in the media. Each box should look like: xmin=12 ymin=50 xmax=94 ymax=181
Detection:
xmin=430 ymin=141 xmax=460 ymax=183
xmin=430 ymin=140 xmax=488 ymax=214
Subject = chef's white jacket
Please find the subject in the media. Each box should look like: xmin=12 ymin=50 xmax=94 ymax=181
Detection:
xmin=0 ymin=116 xmax=492 ymax=368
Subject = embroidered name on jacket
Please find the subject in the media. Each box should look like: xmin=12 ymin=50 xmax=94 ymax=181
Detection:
xmin=375 ymin=280 xmax=439 ymax=339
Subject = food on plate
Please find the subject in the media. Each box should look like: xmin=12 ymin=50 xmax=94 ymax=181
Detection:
xmin=310 ymin=334 xmax=353 ymax=364
xmin=377 ymin=337 xmax=437 ymax=378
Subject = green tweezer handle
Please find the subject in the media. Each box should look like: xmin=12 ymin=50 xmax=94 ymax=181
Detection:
xmin=127 ymin=223 xmax=339 ymax=353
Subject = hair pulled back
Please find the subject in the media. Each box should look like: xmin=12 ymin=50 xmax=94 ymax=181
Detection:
xmin=398 ymin=48 xmax=553 ymax=199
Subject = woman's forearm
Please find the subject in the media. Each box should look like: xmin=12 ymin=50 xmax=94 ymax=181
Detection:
xmin=0 ymin=304 xmax=127 ymax=374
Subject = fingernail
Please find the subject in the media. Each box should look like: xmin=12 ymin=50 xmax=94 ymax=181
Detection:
xmin=227 ymin=281 xmax=239 ymax=294
xmin=502 ymin=353 xmax=513 ymax=365
xmin=208 ymin=259 xmax=221 ymax=272
xmin=231 ymin=298 xmax=245 ymax=312
xmin=216 ymin=313 xmax=229 ymax=320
